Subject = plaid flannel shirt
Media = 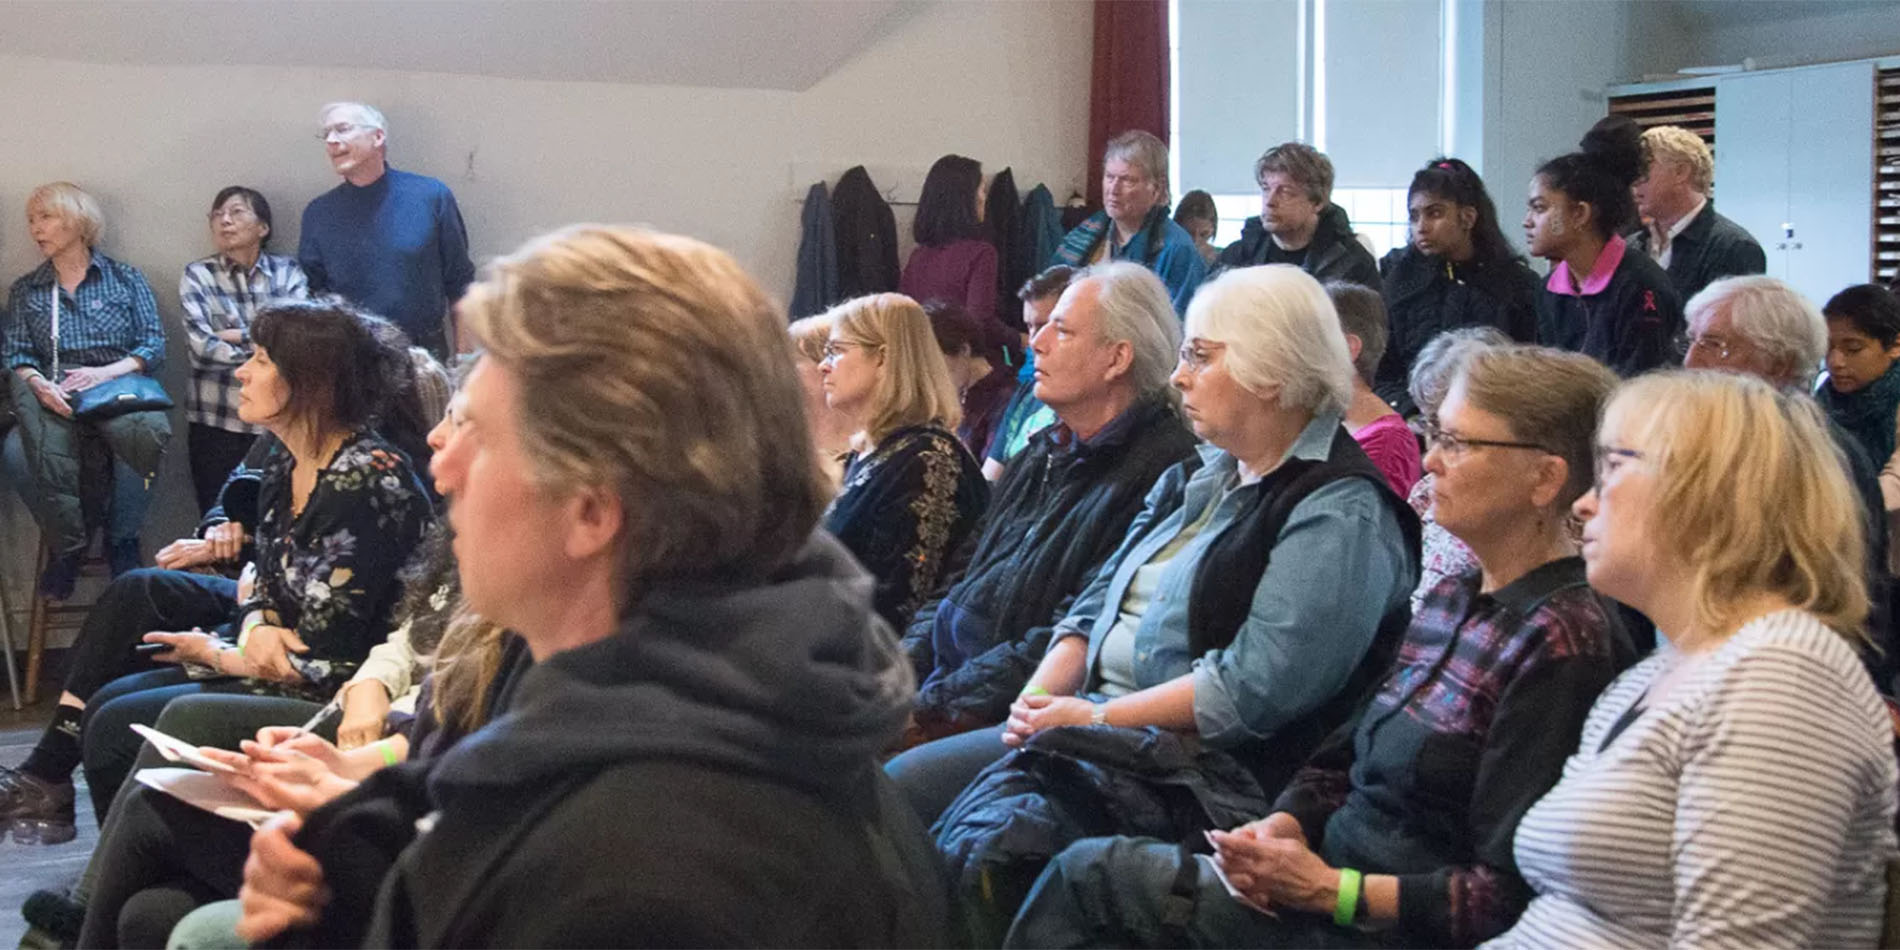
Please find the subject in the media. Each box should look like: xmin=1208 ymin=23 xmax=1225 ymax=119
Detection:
xmin=178 ymin=252 xmax=308 ymax=432
xmin=6 ymin=251 xmax=165 ymax=375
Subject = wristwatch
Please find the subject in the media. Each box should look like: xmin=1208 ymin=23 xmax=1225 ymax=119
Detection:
xmin=1090 ymin=702 xmax=1109 ymax=726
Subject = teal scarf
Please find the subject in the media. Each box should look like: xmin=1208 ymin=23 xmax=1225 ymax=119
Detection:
xmin=1819 ymin=359 xmax=1900 ymax=466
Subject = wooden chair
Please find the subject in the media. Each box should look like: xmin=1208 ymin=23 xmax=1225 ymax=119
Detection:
xmin=22 ymin=543 xmax=109 ymax=706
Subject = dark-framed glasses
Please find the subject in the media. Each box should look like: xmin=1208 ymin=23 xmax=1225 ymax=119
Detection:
xmin=1423 ymin=419 xmax=1549 ymax=460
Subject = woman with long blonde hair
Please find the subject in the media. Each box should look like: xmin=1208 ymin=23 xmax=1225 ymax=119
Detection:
xmin=820 ymin=293 xmax=987 ymax=628
xmin=1492 ymin=370 xmax=1898 ymax=947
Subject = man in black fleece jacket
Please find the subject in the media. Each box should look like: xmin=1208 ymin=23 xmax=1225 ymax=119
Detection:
xmin=1214 ymin=142 xmax=1382 ymax=292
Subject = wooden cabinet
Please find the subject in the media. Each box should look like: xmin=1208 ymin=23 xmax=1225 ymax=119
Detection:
xmin=1715 ymin=62 xmax=1875 ymax=304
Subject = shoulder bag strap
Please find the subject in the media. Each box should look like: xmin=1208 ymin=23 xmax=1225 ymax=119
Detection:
xmin=48 ymin=281 xmax=60 ymax=381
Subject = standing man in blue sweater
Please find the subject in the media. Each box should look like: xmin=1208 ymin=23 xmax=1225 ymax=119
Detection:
xmin=300 ymin=102 xmax=474 ymax=358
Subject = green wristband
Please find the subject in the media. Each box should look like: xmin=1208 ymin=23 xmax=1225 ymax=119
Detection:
xmin=379 ymin=740 xmax=399 ymax=767
xmin=1021 ymin=684 xmax=1050 ymax=698
xmin=1334 ymin=867 xmax=1362 ymax=928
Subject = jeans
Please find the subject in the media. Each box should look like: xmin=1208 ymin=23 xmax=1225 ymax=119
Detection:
xmin=63 ymin=569 xmax=238 ymax=702
xmin=9 ymin=374 xmax=170 ymax=555
xmin=883 ymin=724 xmax=1011 ymax=826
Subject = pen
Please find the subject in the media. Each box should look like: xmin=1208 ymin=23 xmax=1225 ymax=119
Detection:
xmin=293 ymin=696 xmax=344 ymax=736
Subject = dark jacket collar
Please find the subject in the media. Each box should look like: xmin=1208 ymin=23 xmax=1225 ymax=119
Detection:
xmin=1477 ymin=556 xmax=1590 ymax=615
xmin=1039 ymin=391 xmax=1178 ymax=457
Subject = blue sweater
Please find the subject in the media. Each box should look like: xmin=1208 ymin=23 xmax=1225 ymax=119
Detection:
xmin=298 ymin=168 xmax=474 ymax=355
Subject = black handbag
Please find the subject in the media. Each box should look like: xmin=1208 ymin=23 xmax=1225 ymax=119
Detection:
xmin=48 ymin=282 xmax=173 ymax=422
xmin=71 ymin=374 xmax=173 ymax=421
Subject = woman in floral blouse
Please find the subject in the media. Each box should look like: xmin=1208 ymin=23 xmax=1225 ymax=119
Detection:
xmin=0 ymin=300 xmax=434 ymax=840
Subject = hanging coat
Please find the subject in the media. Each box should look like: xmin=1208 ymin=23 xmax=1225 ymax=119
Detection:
xmin=985 ymin=168 xmax=1024 ymax=330
xmin=790 ymin=181 xmax=839 ymax=319
xmin=833 ymin=166 xmax=901 ymax=298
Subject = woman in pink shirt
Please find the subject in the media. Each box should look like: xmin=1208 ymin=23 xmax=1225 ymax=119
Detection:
xmin=900 ymin=154 xmax=1000 ymax=330
xmin=1328 ymin=281 xmax=1422 ymax=498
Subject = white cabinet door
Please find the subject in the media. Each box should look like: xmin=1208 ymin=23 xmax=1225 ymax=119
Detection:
xmin=1786 ymin=62 xmax=1876 ymax=303
xmin=1716 ymin=72 xmax=1794 ymax=279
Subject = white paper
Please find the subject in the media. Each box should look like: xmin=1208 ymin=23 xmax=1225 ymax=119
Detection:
xmin=129 ymin=723 xmax=239 ymax=774
xmin=1201 ymin=834 xmax=1278 ymax=918
xmin=134 ymin=767 xmax=288 ymax=828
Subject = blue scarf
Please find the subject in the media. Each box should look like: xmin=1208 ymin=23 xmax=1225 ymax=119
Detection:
xmin=1819 ymin=359 xmax=1900 ymax=466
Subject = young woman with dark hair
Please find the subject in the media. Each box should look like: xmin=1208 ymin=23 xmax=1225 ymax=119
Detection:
xmin=900 ymin=154 xmax=1001 ymax=328
xmin=1529 ymin=117 xmax=1685 ymax=376
xmin=1818 ymin=283 xmax=1900 ymax=576
xmin=1374 ymin=157 xmax=1541 ymax=413
xmin=0 ymin=301 xmax=434 ymax=843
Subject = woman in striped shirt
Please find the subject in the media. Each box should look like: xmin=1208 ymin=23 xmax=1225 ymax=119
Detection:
xmin=1489 ymin=370 xmax=1899 ymax=948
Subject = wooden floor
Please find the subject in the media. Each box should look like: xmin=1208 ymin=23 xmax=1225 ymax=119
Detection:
xmin=1 ymin=654 xmax=97 ymax=950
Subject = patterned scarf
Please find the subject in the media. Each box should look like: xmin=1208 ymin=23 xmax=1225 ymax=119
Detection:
xmin=1052 ymin=206 xmax=1169 ymax=269
xmin=1819 ymin=358 xmax=1900 ymax=467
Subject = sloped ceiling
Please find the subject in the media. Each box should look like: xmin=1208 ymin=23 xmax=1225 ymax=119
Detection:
xmin=0 ymin=0 xmax=923 ymax=91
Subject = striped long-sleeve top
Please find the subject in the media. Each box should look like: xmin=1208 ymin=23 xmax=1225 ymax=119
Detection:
xmin=1486 ymin=609 xmax=1898 ymax=949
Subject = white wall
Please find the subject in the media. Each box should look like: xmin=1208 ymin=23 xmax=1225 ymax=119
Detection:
xmin=1676 ymin=3 xmax=1900 ymax=69
xmin=0 ymin=0 xmax=1093 ymax=646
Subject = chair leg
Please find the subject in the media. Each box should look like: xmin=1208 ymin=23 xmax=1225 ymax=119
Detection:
xmin=25 ymin=545 xmax=48 ymax=706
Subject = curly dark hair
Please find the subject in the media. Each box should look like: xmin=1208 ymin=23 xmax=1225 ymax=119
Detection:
xmin=249 ymin=299 xmax=434 ymax=465
xmin=1536 ymin=116 xmax=1645 ymax=241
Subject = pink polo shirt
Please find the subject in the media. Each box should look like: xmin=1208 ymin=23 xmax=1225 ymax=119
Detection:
xmin=1546 ymin=234 xmax=1627 ymax=298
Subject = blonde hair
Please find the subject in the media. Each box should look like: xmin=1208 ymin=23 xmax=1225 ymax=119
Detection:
xmin=458 ymin=225 xmax=828 ymax=611
xmin=26 ymin=182 xmax=103 ymax=248
xmin=825 ymin=293 xmax=961 ymax=447
xmin=1641 ymin=126 xmax=1713 ymax=195
xmin=1457 ymin=345 xmax=1618 ymax=506
xmin=1602 ymin=370 xmax=1868 ymax=643
xmin=1185 ymin=264 xmax=1354 ymax=417
xmin=788 ymin=312 xmax=834 ymax=366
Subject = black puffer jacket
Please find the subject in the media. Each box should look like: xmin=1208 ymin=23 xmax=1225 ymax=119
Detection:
xmin=904 ymin=395 xmax=1198 ymax=730
xmin=1214 ymin=203 xmax=1383 ymax=291
xmin=1374 ymin=246 xmax=1542 ymax=414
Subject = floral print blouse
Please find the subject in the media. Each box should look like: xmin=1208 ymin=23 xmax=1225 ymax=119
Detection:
xmin=236 ymin=430 xmax=433 ymax=699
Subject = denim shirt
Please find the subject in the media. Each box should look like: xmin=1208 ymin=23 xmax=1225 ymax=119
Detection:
xmin=1051 ymin=412 xmax=1414 ymax=748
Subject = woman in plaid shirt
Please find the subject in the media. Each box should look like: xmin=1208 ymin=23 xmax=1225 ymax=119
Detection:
xmin=5 ymin=181 xmax=171 ymax=597
xmin=178 ymin=186 xmax=308 ymax=513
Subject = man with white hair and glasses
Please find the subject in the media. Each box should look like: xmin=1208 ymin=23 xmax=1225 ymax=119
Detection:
xmin=299 ymin=101 xmax=474 ymax=358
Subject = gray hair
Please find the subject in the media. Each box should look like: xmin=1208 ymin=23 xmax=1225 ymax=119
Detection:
xmin=1078 ymin=262 xmax=1183 ymax=404
xmin=1103 ymin=130 xmax=1171 ymax=207
xmin=1687 ymin=275 xmax=1826 ymax=383
xmin=320 ymin=101 xmax=388 ymax=141
xmin=1324 ymin=281 xmax=1387 ymax=384
xmin=1185 ymin=264 xmax=1354 ymax=417
xmin=1407 ymin=325 xmax=1510 ymax=420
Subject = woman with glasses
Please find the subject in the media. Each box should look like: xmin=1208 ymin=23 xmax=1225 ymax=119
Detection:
xmin=819 ymin=293 xmax=987 ymax=630
xmin=900 ymin=265 xmax=1419 ymax=940
xmin=1007 ymin=344 xmax=1632 ymax=949
xmin=1489 ymin=370 xmax=1896 ymax=948
xmin=179 ymin=186 xmax=308 ymax=513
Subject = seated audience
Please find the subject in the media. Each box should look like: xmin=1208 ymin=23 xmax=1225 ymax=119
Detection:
xmin=180 ymin=185 xmax=309 ymax=512
xmin=1215 ymin=142 xmax=1382 ymax=292
xmin=1630 ymin=125 xmax=1766 ymax=302
xmin=235 ymin=225 xmax=946 ymax=947
xmin=924 ymin=299 xmax=1017 ymax=457
xmin=893 ymin=265 xmax=1417 ymax=939
xmin=821 ymin=293 xmax=988 ymax=630
xmin=1329 ymin=281 xmax=1422 ymax=497
xmin=1376 ymin=157 xmax=1539 ymax=413
xmin=1819 ymin=285 xmax=1900 ymax=535
xmin=982 ymin=265 xmax=1073 ymax=478
xmin=789 ymin=312 xmax=855 ymax=488
xmin=1683 ymin=275 xmax=1893 ymax=687
xmin=0 ymin=301 xmax=434 ymax=841
xmin=1053 ymin=130 xmax=1206 ymax=313
xmin=1531 ymin=117 xmax=1684 ymax=375
xmin=1406 ymin=326 xmax=1511 ymax=607
xmin=899 ymin=263 xmax=1199 ymax=747
xmin=1173 ymin=188 xmax=1221 ymax=267
xmin=1008 ymin=345 xmax=1630 ymax=949
xmin=1491 ymin=370 xmax=1898 ymax=947
xmin=6 ymin=181 xmax=171 ymax=593
xmin=901 ymin=154 xmax=1000 ymax=329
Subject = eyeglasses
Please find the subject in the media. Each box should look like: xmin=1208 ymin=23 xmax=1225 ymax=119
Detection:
xmin=317 ymin=122 xmax=373 ymax=142
xmin=1593 ymin=445 xmax=1646 ymax=486
xmin=821 ymin=340 xmax=880 ymax=363
xmin=1423 ymin=419 xmax=1549 ymax=460
xmin=206 ymin=207 xmax=255 ymax=223
xmin=1176 ymin=341 xmax=1225 ymax=375
xmin=1684 ymin=333 xmax=1734 ymax=360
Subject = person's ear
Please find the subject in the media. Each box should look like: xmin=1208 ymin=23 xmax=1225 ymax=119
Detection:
xmin=1345 ymin=333 xmax=1364 ymax=364
xmin=561 ymin=484 xmax=624 ymax=563
xmin=1101 ymin=339 xmax=1135 ymax=384
xmin=1528 ymin=454 xmax=1569 ymax=510
xmin=1457 ymin=206 xmax=1478 ymax=233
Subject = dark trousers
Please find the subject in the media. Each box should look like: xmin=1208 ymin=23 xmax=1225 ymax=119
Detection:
xmin=187 ymin=424 xmax=256 ymax=515
xmin=79 ymin=693 xmax=327 ymax=949
xmin=62 ymin=568 xmax=238 ymax=702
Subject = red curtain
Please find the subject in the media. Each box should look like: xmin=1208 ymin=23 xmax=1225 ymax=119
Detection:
xmin=1086 ymin=0 xmax=1171 ymax=209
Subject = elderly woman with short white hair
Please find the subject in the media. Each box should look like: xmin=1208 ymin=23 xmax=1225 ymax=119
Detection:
xmin=903 ymin=264 xmax=1418 ymax=940
xmin=5 ymin=181 xmax=171 ymax=598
